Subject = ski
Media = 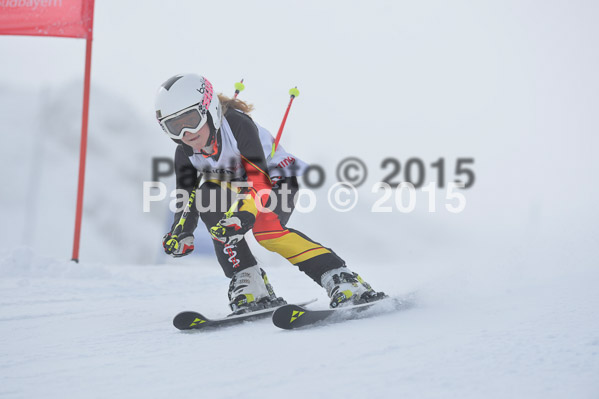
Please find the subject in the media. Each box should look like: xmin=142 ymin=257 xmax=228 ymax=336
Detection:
xmin=271 ymin=294 xmax=415 ymax=330
xmin=173 ymin=298 xmax=318 ymax=331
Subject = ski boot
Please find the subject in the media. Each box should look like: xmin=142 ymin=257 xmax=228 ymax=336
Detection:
xmin=228 ymin=265 xmax=286 ymax=315
xmin=320 ymin=267 xmax=386 ymax=308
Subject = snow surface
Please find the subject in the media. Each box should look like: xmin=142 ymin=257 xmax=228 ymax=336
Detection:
xmin=1 ymin=248 xmax=598 ymax=399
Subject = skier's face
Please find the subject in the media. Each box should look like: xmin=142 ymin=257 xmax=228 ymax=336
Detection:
xmin=181 ymin=123 xmax=211 ymax=150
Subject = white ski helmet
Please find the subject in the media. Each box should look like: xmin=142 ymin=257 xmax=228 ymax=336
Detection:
xmin=155 ymin=74 xmax=222 ymax=140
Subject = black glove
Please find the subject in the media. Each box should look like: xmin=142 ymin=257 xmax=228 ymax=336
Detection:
xmin=163 ymin=232 xmax=194 ymax=257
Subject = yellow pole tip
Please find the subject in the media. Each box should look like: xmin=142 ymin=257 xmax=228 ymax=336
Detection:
xmin=289 ymin=87 xmax=300 ymax=97
xmin=234 ymin=82 xmax=246 ymax=91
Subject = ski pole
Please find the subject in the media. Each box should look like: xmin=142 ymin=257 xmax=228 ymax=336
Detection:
xmin=233 ymin=78 xmax=245 ymax=99
xmin=164 ymin=175 xmax=202 ymax=253
xmin=270 ymin=87 xmax=300 ymax=158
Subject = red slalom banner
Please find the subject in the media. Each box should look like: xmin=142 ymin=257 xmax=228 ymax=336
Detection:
xmin=0 ymin=0 xmax=94 ymax=38
xmin=1 ymin=0 xmax=96 ymax=262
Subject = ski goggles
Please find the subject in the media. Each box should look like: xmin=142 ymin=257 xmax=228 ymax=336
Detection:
xmin=159 ymin=104 xmax=208 ymax=140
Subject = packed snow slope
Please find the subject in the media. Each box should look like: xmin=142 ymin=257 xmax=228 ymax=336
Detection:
xmin=1 ymin=248 xmax=598 ymax=399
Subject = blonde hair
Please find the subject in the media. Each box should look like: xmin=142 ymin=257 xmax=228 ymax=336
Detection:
xmin=217 ymin=94 xmax=254 ymax=115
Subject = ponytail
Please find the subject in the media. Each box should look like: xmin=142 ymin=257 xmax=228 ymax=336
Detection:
xmin=217 ymin=94 xmax=254 ymax=115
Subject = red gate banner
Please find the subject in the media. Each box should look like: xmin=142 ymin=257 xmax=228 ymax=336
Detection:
xmin=1 ymin=0 xmax=95 ymax=261
xmin=0 ymin=0 xmax=94 ymax=39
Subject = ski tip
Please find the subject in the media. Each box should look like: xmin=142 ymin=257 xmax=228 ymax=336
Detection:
xmin=173 ymin=311 xmax=211 ymax=331
xmin=272 ymin=304 xmax=308 ymax=330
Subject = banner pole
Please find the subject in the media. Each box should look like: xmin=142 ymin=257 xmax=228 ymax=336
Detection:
xmin=71 ymin=29 xmax=94 ymax=263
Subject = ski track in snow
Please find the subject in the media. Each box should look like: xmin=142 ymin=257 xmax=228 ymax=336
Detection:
xmin=1 ymin=250 xmax=598 ymax=399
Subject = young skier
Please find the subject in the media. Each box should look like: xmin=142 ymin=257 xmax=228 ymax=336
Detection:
xmin=156 ymin=73 xmax=384 ymax=313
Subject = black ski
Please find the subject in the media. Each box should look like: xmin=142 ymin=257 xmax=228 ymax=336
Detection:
xmin=173 ymin=298 xmax=317 ymax=331
xmin=271 ymin=294 xmax=415 ymax=330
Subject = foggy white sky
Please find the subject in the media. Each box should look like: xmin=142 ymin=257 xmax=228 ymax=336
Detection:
xmin=2 ymin=1 xmax=598 ymax=151
xmin=1 ymin=1 xmax=596 ymax=159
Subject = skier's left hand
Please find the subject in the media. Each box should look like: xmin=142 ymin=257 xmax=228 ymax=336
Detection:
xmin=210 ymin=210 xmax=256 ymax=245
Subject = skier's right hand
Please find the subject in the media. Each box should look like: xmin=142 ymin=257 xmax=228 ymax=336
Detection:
xmin=163 ymin=232 xmax=194 ymax=257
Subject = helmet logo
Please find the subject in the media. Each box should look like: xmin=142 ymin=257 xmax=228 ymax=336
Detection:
xmin=201 ymin=79 xmax=214 ymax=114
xmin=192 ymin=78 xmax=213 ymax=116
